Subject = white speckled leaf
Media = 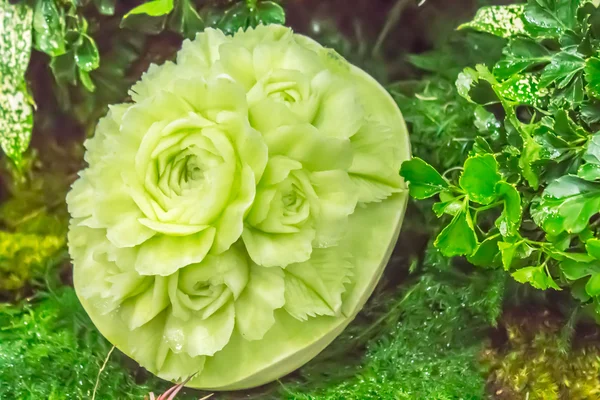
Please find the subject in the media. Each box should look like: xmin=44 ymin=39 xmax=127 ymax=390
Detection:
xmin=458 ymin=5 xmax=526 ymax=39
xmin=0 ymin=0 xmax=33 ymax=167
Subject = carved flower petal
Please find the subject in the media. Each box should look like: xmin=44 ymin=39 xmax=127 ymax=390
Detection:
xmin=309 ymin=170 xmax=358 ymax=247
xmin=164 ymin=302 xmax=235 ymax=357
xmin=138 ymin=219 xmax=210 ymax=236
xmin=284 ymin=248 xmax=353 ymax=320
xmin=212 ymin=164 xmax=256 ymax=254
xmin=242 ymin=225 xmax=315 ymax=268
xmin=235 ymin=263 xmax=285 ymax=341
xmin=264 ymin=124 xmax=352 ymax=172
xmin=135 ymin=228 xmax=216 ymax=276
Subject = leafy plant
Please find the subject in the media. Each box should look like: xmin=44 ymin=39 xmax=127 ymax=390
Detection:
xmin=121 ymin=0 xmax=285 ymax=37
xmin=53 ymin=22 xmax=146 ymax=128
xmin=391 ymin=31 xmax=505 ymax=172
xmin=12 ymin=0 xmax=600 ymax=398
xmin=401 ymin=0 xmax=600 ymax=320
xmin=121 ymin=0 xmax=204 ymax=37
xmin=32 ymin=0 xmax=102 ymax=91
xmin=215 ymin=0 xmax=285 ymax=35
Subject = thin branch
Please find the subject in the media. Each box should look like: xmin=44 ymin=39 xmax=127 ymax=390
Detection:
xmin=92 ymin=345 xmax=116 ymax=400
xmin=373 ymin=0 xmax=412 ymax=56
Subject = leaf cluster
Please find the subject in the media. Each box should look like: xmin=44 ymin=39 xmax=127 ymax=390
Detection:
xmin=32 ymin=0 xmax=103 ymax=91
xmin=121 ymin=0 xmax=285 ymax=37
xmin=401 ymin=0 xmax=600 ymax=321
xmin=391 ymin=32 xmax=505 ymax=172
xmin=50 ymin=21 xmax=146 ymax=128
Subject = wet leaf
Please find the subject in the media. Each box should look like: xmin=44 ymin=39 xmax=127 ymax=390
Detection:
xmin=531 ymin=175 xmax=600 ymax=235
xmin=255 ymin=1 xmax=285 ymax=25
xmin=586 ymin=238 xmax=600 ymax=259
xmin=495 ymin=181 xmax=522 ymax=237
xmin=523 ymin=0 xmax=579 ymax=38
xmin=561 ymin=259 xmax=600 ymax=280
xmin=539 ymin=48 xmax=585 ymax=89
xmin=585 ymin=56 xmax=600 ymax=99
xmin=519 ymin=135 xmax=543 ymax=189
xmin=494 ymin=38 xmax=551 ymax=79
xmin=32 ymin=0 xmax=65 ymax=56
xmin=434 ymin=210 xmax=478 ymax=257
xmin=167 ymin=0 xmax=204 ymax=39
xmin=74 ymin=34 xmax=99 ymax=72
xmin=467 ymin=236 xmax=501 ymax=268
xmin=218 ymin=1 xmax=251 ymax=35
xmin=459 ymin=154 xmax=501 ymax=205
xmin=93 ymin=0 xmax=115 ymax=15
xmin=456 ymin=64 xmax=497 ymax=103
xmin=577 ymin=163 xmax=600 ymax=180
xmin=498 ymin=241 xmax=518 ymax=271
xmin=512 ymin=265 xmax=560 ymax=290
xmin=497 ymin=73 xmax=548 ymax=107
xmin=124 ymin=0 xmax=174 ymax=18
xmin=400 ymin=158 xmax=448 ymax=199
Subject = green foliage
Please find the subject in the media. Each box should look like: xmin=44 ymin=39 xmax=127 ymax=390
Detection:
xmin=401 ymin=0 xmax=600 ymax=320
xmin=459 ymin=4 xmax=527 ymax=38
xmin=121 ymin=0 xmax=203 ymax=38
xmin=484 ymin=311 xmax=600 ymax=399
xmin=0 ymin=288 xmax=157 ymax=399
xmin=55 ymin=25 xmax=146 ymax=128
xmin=9 ymin=0 xmax=600 ymax=398
xmin=399 ymin=158 xmax=448 ymax=199
xmin=216 ymin=0 xmax=285 ymax=35
xmin=33 ymin=0 xmax=102 ymax=91
xmin=391 ymin=32 xmax=504 ymax=172
xmin=402 ymin=154 xmax=522 ymax=263
xmin=121 ymin=0 xmax=285 ymax=38
xmin=125 ymin=0 xmax=175 ymax=18
xmin=275 ymin=244 xmax=504 ymax=400
xmin=0 ymin=0 xmax=33 ymax=168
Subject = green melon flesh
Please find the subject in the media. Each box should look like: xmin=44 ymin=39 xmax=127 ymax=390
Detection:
xmin=76 ymin=48 xmax=410 ymax=391
xmin=193 ymin=60 xmax=410 ymax=390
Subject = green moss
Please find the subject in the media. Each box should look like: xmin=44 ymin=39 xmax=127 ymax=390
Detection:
xmin=485 ymin=312 xmax=600 ymax=400
xmin=0 ymin=143 xmax=78 ymax=296
xmin=0 ymin=288 xmax=161 ymax=399
xmin=0 ymin=231 xmax=64 ymax=291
